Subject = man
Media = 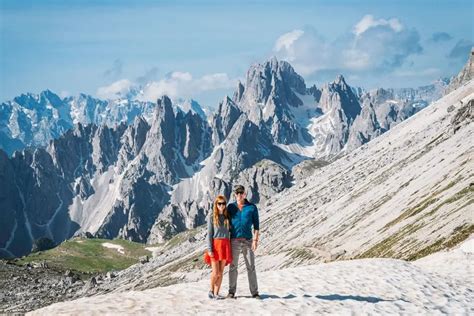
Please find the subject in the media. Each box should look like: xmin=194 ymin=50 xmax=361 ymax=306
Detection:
xmin=227 ymin=184 xmax=260 ymax=299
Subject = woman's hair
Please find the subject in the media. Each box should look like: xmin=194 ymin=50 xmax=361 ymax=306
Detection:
xmin=213 ymin=195 xmax=230 ymax=228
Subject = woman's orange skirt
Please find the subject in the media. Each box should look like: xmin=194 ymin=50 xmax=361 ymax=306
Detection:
xmin=203 ymin=238 xmax=232 ymax=266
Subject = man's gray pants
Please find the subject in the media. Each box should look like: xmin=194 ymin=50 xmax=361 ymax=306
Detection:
xmin=228 ymin=239 xmax=258 ymax=295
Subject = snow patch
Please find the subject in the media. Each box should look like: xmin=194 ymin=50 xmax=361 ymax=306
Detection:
xmin=29 ymin=257 xmax=473 ymax=314
xmin=101 ymin=243 xmax=125 ymax=254
xmin=460 ymin=238 xmax=474 ymax=254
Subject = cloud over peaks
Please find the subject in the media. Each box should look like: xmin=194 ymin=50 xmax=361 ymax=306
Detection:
xmin=273 ymin=15 xmax=423 ymax=77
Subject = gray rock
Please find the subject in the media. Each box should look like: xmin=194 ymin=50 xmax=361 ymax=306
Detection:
xmin=85 ymin=277 xmax=97 ymax=289
xmin=451 ymin=99 xmax=473 ymax=134
xmin=139 ymin=255 xmax=149 ymax=264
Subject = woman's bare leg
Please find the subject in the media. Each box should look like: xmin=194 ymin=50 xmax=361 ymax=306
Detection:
xmin=210 ymin=259 xmax=218 ymax=294
xmin=215 ymin=260 xmax=226 ymax=295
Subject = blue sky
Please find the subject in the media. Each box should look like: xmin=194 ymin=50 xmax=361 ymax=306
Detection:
xmin=1 ymin=0 xmax=472 ymax=108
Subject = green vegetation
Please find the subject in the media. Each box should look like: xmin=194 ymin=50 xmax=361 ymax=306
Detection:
xmin=407 ymin=224 xmax=474 ymax=261
xmin=421 ymin=186 xmax=474 ymax=219
xmin=384 ymin=195 xmax=439 ymax=229
xmin=359 ymin=220 xmax=474 ymax=261
xmin=384 ymin=178 xmax=469 ymax=229
xmin=288 ymin=247 xmax=316 ymax=261
xmin=358 ymin=222 xmax=423 ymax=259
xmin=16 ymin=238 xmax=153 ymax=275
xmin=366 ymin=193 xmax=395 ymax=216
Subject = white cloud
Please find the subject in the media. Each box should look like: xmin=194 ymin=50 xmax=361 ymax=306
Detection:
xmin=353 ymin=15 xmax=403 ymax=37
xmin=138 ymin=79 xmax=181 ymax=101
xmin=273 ymin=28 xmax=332 ymax=75
xmin=168 ymin=71 xmax=193 ymax=81
xmin=199 ymin=73 xmax=235 ymax=91
xmin=273 ymin=15 xmax=422 ymax=77
xmin=97 ymin=71 xmax=237 ymax=103
xmin=274 ymin=29 xmax=304 ymax=58
xmin=137 ymin=72 xmax=237 ymax=102
xmin=96 ymin=79 xmax=133 ymax=99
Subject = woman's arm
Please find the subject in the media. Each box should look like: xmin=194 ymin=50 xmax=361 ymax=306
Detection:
xmin=207 ymin=212 xmax=214 ymax=255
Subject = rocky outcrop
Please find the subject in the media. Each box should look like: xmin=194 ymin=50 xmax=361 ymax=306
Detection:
xmin=210 ymin=97 xmax=242 ymax=146
xmin=451 ymin=98 xmax=473 ymax=134
xmin=234 ymin=159 xmax=293 ymax=205
xmin=310 ymin=76 xmax=361 ymax=158
xmin=446 ymin=48 xmax=473 ymax=94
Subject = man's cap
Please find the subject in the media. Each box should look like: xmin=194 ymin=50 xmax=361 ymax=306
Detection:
xmin=234 ymin=184 xmax=245 ymax=193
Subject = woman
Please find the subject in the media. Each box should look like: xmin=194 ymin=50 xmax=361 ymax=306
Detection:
xmin=204 ymin=195 xmax=232 ymax=299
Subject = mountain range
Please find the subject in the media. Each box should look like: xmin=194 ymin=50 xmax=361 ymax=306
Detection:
xmin=1 ymin=52 xmax=472 ymax=258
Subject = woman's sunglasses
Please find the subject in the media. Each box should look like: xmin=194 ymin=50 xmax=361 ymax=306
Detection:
xmin=217 ymin=202 xmax=226 ymax=206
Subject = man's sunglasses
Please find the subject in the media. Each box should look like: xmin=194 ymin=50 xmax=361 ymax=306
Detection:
xmin=217 ymin=202 xmax=226 ymax=206
xmin=235 ymin=191 xmax=244 ymax=195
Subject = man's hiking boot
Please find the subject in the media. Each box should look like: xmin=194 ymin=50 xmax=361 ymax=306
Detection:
xmin=226 ymin=293 xmax=235 ymax=299
xmin=252 ymin=293 xmax=261 ymax=299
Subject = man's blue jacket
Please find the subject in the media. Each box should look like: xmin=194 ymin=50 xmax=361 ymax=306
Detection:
xmin=228 ymin=200 xmax=259 ymax=240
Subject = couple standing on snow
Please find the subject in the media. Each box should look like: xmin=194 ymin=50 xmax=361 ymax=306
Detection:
xmin=203 ymin=184 xmax=261 ymax=300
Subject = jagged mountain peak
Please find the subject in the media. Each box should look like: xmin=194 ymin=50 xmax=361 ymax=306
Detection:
xmin=232 ymin=80 xmax=245 ymax=103
xmin=174 ymin=98 xmax=207 ymax=120
xmin=324 ymin=74 xmax=351 ymax=92
xmin=319 ymin=75 xmax=361 ymax=122
xmin=153 ymin=95 xmax=174 ymax=121
xmin=334 ymin=74 xmax=346 ymax=84
xmin=156 ymin=95 xmax=172 ymax=108
xmin=244 ymin=57 xmax=306 ymax=96
xmin=39 ymin=89 xmax=58 ymax=98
